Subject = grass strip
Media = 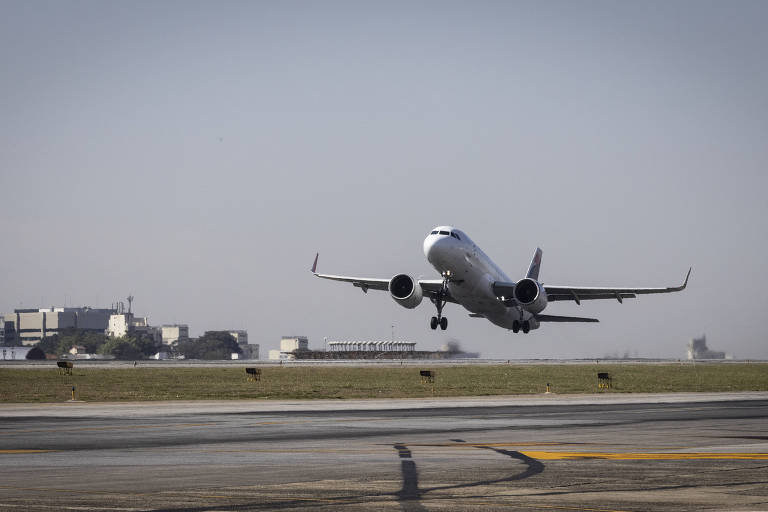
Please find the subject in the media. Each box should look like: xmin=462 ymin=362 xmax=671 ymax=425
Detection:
xmin=1 ymin=363 xmax=767 ymax=403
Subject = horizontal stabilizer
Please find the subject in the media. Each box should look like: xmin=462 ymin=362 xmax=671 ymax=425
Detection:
xmin=535 ymin=314 xmax=599 ymax=323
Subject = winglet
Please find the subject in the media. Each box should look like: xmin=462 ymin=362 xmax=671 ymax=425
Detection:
xmin=670 ymin=267 xmax=692 ymax=292
xmin=311 ymin=253 xmax=319 ymax=274
xmin=681 ymin=267 xmax=691 ymax=289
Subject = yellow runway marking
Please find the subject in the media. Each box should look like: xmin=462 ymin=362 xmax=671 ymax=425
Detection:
xmin=410 ymin=442 xmax=577 ymax=448
xmin=521 ymin=451 xmax=768 ymax=460
xmin=0 ymin=449 xmax=56 ymax=454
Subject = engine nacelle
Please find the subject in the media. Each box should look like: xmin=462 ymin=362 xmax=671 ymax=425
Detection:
xmin=389 ymin=274 xmax=423 ymax=309
xmin=513 ymin=277 xmax=548 ymax=314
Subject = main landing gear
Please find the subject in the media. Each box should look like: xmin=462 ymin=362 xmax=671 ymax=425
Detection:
xmin=430 ymin=271 xmax=450 ymax=331
xmin=430 ymin=315 xmax=447 ymax=331
xmin=512 ymin=320 xmax=531 ymax=334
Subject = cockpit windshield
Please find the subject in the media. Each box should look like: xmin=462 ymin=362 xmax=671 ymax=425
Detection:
xmin=431 ymin=229 xmax=461 ymax=240
xmin=430 ymin=229 xmax=461 ymax=241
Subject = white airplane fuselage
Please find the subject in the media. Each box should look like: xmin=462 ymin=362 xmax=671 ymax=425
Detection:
xmin=423 ymin=226 xmax=536 ymax=330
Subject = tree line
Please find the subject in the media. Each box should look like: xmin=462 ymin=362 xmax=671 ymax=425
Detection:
xmin=32 ymin=329 xmax=242 ymax=360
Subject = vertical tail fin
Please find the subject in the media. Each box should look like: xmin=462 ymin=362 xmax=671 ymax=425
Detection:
xmin=527 ymin=248 xmax=543 ymax=280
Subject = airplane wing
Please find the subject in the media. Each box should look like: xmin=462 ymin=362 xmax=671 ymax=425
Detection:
xmin=310 ymin=254 xmax=455 ymax=302
xmin=544 ymin=268 xmax=691 ymax=304
xmin=535 ymin=314 xmax=599 ymax=323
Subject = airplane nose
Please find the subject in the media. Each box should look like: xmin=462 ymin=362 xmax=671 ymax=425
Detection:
xmin=423 ymin=236 xmax=435 ymax=261
xmin=423 ymin=235 xmax=448 ymax=264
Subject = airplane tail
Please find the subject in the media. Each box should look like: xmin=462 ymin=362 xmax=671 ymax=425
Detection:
xmin=527 ymin=248 xmax=543 ymax=280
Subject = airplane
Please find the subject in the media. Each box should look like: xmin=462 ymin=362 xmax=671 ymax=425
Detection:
xmin=311 ymin=226 xmax=690 ymax=333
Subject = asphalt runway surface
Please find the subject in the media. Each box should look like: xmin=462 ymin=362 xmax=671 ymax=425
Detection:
xmin=1 ymin=393 xmax=767 ymax=511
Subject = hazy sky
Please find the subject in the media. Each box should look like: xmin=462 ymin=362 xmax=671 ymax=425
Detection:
xmin=2 ymin=1 xmax=767 ymax=359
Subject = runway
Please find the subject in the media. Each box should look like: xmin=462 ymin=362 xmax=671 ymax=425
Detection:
xmin=1 ymin=393 xmax=767 ymax=511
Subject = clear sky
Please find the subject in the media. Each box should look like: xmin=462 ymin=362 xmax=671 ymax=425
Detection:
xmin=1 ymin=1 xmax=767 ymax=359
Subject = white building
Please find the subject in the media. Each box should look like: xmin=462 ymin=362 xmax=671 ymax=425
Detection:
xmin=280 ymin=336 xmax=308 ymax=352
xmin=107 ymin=313 xmax=161 ymax=343
xmin=161 ymin=324 xmax=189 ymax=345
xmin=0 ymin=346 xmax=32 ymax=360
xmin=268 ymin=336 xmax=308 ymax=360
xmin=328 ymin=340 xmax=416 ymax=352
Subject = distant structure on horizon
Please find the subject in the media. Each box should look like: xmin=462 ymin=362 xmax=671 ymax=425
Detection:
xmin=687 ymin=335 xmax=731 ymax=360
xmin=1 ymin=307 xmax=115 ymax=346
xmin=267 ymin=336 xmax=478 ymax=360
xmin=0 ymin=345 xmax=32 ymax=360
xmin=269 ymin=336 xmax=308 ymax=360
xmin=107 ymin=311 xmax=161 ymax=343
xmin=227 ymin=330 xmax=258 ymax=359
xmin=228 ymin=330 xmax=248 ymax=345
xmin=328 ymin=340 xmax=416 ymax=353
xmin=0 ymin=298 xmax=255 ymax=360
xmin=161 ymin=324 xmax=189 ymax=345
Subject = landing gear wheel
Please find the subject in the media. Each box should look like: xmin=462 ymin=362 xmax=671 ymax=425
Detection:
xmin=512 ymin=320 xmax=520 ymax=333
xmin=522 ymin=321 xmax=530 ymax=334
xmin=429 ymin=275 xmax=450 ymax=331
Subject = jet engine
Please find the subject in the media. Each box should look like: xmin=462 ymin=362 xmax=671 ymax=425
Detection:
xmin=513 ymin=278 xmax=548 ymax=314
xmin=389 ymin=274 xmax=423 ymax=309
